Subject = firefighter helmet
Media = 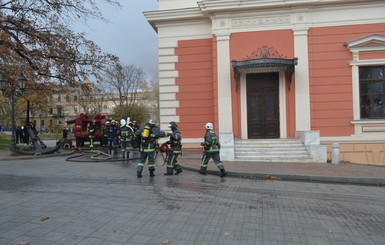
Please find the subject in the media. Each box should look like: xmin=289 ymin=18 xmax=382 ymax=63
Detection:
xmin=149 ymin=119 xmax=157 ymax=126
xmin=168 ymin=121 xmax=178 ymax=129
xmin=205 ymin=122 xmax=213 ymax=130
xmin=120 ymin=119 xmax=126 ymax=127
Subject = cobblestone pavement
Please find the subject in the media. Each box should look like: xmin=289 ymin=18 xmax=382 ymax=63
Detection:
xmin=1 ymin=156 xmax=385 ymax=245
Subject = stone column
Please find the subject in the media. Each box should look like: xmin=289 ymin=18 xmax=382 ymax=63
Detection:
xmin=292 ymin=8 xmax=311 ymax=131
xmin=294 ymin=27 xmax=311 ymax=131
xmin=216 ymin=33 xmax=234 ymax=161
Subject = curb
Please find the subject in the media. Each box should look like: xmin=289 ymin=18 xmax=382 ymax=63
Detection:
xmin=181 ymin=165 xmax=385 ymax=186
xmin=0 ymin=151 xmax=75 ymax=161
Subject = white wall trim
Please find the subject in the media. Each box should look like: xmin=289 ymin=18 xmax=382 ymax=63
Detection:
xmin=294 ymin=27 xmax=311 ymax=131
xmin=216 ymin=34 xmax=233 ymax=135
xmin=321 ymin=134 xmax=385 ymax=143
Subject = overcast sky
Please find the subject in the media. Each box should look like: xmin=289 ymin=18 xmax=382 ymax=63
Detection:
xmin=74 ymin=1 xmax=159 ymax=82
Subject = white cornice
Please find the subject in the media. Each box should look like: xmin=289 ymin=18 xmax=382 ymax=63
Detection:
xmin=197 ymin=0 xmax=375 ymax=13
xmin=144 ymin=7 xmax=204 ymax=31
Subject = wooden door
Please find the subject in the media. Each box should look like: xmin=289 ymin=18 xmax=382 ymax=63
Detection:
xmin=247 ymin=73 xmax=280 ymax=139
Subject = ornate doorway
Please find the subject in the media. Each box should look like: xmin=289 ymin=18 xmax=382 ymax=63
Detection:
xmin=247 ymin=73 xmax=280 ymax=139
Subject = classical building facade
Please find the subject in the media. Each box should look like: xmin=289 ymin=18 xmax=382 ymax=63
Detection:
xmin=29 ymin=80 xmax=157 ymax=133
xmin=145 ymin=0 xmax=385 ymax=164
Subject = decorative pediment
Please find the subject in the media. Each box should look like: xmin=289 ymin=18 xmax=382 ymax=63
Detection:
xmin=346 ymin=33 xmax=385 ymax=52
xmin=232 ymin=46 xmax=298 ymax=89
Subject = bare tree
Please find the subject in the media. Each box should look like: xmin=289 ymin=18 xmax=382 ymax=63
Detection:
xmin=0 ymin=0 xmax=120 ymax=86
xmin=1 ymin=0 xmax=121 ymax=129
xmin=103 ymin=63 xmax=145 ymax=106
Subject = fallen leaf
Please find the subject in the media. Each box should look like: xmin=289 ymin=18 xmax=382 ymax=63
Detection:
xmin=162 ymin=240 xmax=170 ymax=244
xmin=19 ymin=242 xmax=30 ymax=245
xmin=40 ymin=217 xmax=49 ymax=221
xmin=224 ymin=232 xmax=231 ymax=236
xmin=266 ymin=175 xmax=280 ymax=180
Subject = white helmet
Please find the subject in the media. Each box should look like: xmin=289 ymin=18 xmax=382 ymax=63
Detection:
xmin=149 ymin=119 xmax=157 ymax=125
xmin=120 ymin=119 xmax=126 ymax=127
xmin=205 ymin=122 xmax=213 ymax=130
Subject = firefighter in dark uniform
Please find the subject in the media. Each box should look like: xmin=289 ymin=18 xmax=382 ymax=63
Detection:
xmin=134 ymin=120 xmax=169 ymax=178
xmin=107 ymin=120 xmax=120 ymax=155
xmin=119 ymin=119 xmax=134 ymax=159
xmin=200 ymin=122 xmax=227 ymax=177
xmin=88 ymin=120 xmax=96 ymax=148
xmin=164 ymin=121 xmax=183 ymax=176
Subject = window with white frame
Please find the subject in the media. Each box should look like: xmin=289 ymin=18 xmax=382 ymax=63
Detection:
xmin=346 ymin=33 xmax=385 ymax=136
xmin=359 ymin=66 xmax=385 ymax=119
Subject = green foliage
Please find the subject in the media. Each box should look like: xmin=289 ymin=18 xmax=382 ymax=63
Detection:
xmin=112 ymin=104 xmax=149 ymax=126
xmin=0 ymin=134 xmax=11 ymax=150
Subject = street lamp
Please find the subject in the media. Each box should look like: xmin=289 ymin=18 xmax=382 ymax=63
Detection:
xmin=0 ymin=75 xmax=27 ymax=155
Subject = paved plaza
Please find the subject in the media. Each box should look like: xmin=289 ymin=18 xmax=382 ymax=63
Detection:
xmin=0 ymin=154 xmax=385 ymax=245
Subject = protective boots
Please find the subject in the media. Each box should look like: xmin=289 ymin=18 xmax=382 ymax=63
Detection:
xmin=137 ymin=172 xmax=142 ymax=178
xmin=164 ymin=167 xmax=175 ymax=176
xmin=175 ymin=169 xmax=183 ymax=175
xmin=220 ymin=169 xmax=227 ymax=178
xmin=149 ymin=170 xmax=155 ymax=177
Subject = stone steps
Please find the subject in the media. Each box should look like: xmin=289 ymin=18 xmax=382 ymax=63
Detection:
xmin=234 ymin=139 xmax=313 ymax=162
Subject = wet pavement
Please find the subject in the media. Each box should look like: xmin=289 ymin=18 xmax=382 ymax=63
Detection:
xmin=0 ymin=152 xmax=385 ymax=245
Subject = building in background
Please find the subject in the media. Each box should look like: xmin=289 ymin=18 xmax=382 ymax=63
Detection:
xmin=29 ymin=79 xmax=156 ymax=134
xmin=145 ymin=0 xmax=385 ymax=164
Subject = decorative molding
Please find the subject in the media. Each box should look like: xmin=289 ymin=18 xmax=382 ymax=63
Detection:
xmin=243 ymin=46 xmax=287 ymax=60
xmin=216 ymin=34 xmax=230 ymax=41
xmin=232 ymin=15 xmax=291 ymax=27
xmin=346 ymin=33 xmax=385 ymax=53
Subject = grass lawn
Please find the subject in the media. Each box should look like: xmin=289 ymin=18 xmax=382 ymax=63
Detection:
xmin=0 ymin=134 xmax=11 ymax=150
xmin=38 ymin=132 xmax=74 ymax=140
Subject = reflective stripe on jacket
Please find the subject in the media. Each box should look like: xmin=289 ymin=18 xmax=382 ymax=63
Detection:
xmin=204 ymin=131 xmax=220 ymax=152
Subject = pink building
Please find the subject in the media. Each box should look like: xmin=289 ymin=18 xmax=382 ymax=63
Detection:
xmin=145 ymin=0 xmax=385 ymax=164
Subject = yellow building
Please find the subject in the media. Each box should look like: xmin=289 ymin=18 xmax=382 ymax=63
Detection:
xmin=29 ymin=80 xmax=157 ymax=134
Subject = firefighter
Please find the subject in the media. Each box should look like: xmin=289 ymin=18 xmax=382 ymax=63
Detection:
xmin=119 ymin=119 xmax=135 ymax=159
xmin=200 ymin=122 xmax=227 ymax=177
xmin=107 ymin=120 xmax=120 ymax=155
xmin=88 ymin=120 xmax=96 ymax=148
xmin=164 ymin=121 xmax=183 ymax=176
xmin=101 ymin=121 xmax=109 ymax=146
xmin=132 ymin=120 xmax=139 ymax=132
xmin=134 ymin=120 xmax=169 ymax=178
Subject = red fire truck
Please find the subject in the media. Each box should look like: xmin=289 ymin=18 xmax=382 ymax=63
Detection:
xmin=68 ymin=113 xmax=109 ymax=147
